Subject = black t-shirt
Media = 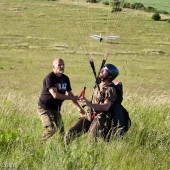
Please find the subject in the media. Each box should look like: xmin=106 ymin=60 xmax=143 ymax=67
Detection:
xmin=38 ymin=72 xmax=72 ymax=110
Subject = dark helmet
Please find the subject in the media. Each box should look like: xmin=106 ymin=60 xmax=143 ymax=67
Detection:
xmin=105 ymin=64 xmax=119 ymax=80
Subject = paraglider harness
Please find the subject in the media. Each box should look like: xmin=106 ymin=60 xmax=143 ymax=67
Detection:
xmin=97 ymin=81 xmax=131 ymax=133
xmin=83 ymin=53 xmax=131 ymax=135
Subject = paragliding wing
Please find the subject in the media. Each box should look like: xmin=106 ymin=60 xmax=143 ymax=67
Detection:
xmin=105 ymin=35 xmax=120 ymax=40
xmin=90 ymin=35 xmax=103 ymax=40
xmin=90 ymin=35 xmax=120 ymax=41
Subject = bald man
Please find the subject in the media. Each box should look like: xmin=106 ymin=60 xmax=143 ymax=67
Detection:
xmin=38 ymin=58 xmax=85 ymax=142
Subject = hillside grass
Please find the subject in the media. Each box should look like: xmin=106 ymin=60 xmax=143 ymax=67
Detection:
xmin=0 ymin=88 xmax=169 ymax=170
xmin=126 ymin=0 xmax=170 ymax=13
xmin=0 ymin=0 xmax=170 ymax=169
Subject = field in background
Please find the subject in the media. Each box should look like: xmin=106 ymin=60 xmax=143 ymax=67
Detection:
xmin=0 ymin=0 xmax=170 ymax=95
xmin=0 ymin=0 xmax=170 ymax=169
xmin=126 ymin=0 xmax=170 ymax=12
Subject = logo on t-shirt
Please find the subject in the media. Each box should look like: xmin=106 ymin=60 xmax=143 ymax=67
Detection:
xmin=56 ymin=83 xmax=67 ymax=91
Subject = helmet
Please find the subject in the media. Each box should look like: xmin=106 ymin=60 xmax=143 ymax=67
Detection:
xmin=105 ymin=64 xmax=119 ymax=80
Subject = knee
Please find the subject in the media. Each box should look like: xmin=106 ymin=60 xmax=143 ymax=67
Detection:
xmin=45 ymin=124 xmax=56 ymax=135
xmin=41 ymin=124 xmax=56 ymax=142
xmin=64 ymin=129 xmax=79 ymax=146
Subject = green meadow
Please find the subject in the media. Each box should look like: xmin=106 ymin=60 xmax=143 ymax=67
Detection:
xmin=0 ymin=0 xmax=170 ymax=169
xmin=126 ymin=0 xmax=170 ymax=12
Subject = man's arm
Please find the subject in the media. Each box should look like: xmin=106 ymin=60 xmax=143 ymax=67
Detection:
xmin=67 ymin=91 xmax=85 ymax=115
xmin=49 ymin=87 xmax=85 ymax=115
xmin=80 ymin=97 xmax=111 ymax=112
xmin=49 ymin=87 xmax=77 ymax=101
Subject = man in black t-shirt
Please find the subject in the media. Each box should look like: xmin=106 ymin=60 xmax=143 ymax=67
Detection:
xmin=38 ymin=58 xmax=85 ymax=142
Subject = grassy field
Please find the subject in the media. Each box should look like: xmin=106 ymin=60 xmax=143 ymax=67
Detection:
xmin=0 ymin=0 xmax=170 ymax=169
xmin=126 ymin=0 xmax=170 ymax=12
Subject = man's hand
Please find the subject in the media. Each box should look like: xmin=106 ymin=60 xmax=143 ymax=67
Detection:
xmin=78 ymin=108 xmax=86 ymax=115
xmin=79 ymin=96 xmax=91 ymax=107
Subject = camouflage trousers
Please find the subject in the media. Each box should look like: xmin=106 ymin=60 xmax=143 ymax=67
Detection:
xmin=37 ymin=106 xmax=64 ymax=142
xmin=64 ymin=113 xmax=113 ymax=145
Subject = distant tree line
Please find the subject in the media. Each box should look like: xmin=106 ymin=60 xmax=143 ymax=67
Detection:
xmin=86 ymin=0 xmax=170 ymax=21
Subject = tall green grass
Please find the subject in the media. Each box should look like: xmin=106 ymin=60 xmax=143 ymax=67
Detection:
xmin=0 ymin=88 xmax=169 ymax=169
xmin=0 ymin=0 xmax=170 ymax=169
